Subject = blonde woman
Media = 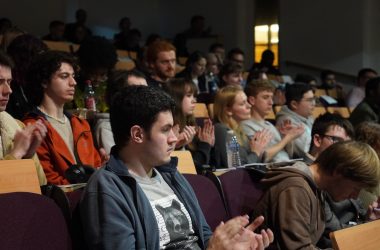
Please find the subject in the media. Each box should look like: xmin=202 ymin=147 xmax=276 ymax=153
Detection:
xmin=212 ymin=85 xmax=272 ymax=168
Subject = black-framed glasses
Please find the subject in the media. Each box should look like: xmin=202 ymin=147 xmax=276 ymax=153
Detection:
xmin=322 ymin=134 xmax=345 ymax=143
xmin=301 ymin=97 xmax=317 ymax=103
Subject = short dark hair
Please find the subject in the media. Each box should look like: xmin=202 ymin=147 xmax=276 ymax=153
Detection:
xmin=227 ymin=48 xmax=244 ymax=60
xmin=209 ymin=43 xmax=224 ymax=53
xmin=285 ymin=83 xmax=313 ymax=107
xmin=294 ymin=74 xmax=316 ymax=85
xmin=358 ymin=68 xmax=377 ymax=79
xmin=365 ymin=77 xmax=380 ymax=97
xmin=219 ymin=62 xmax=243 ymax=87
xmin=185 ymin=51 xmax=206 ymax=68
xmin=0 ymin=50 xmax=14 ymax=69
xmin=145 ymin=33 xmax=161 ymax=47
xmin=110 ymin=86 xmax=176 ymax=148
xmin=27 ymin=50 xmax=78 ymax=106
xmin=76 ymin=9 xmax=87 ymax=19
xmin=320 ymin=70 xmax=334 ymax=81
xmin=311 ymin=112 xmax=354 ymax=143
xmin=261 ymin=49 xmax=274 ymax=61
xmin=118 ymin=17 xmax=130 ymax=29
xmin=106 ymin=69 xmax=146 ymax=106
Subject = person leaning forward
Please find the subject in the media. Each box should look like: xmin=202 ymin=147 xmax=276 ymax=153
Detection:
xmin=252 ymin=141 xmax=380 ymax=249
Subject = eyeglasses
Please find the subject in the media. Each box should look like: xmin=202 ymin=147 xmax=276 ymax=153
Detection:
xmin=322 ymin=134 xmax=345 ymax=143
xmin=301 ymin=97 xmax=316 ymax=103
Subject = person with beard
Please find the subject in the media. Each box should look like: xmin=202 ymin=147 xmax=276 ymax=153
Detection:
xmin=145 ymin=40 xmax=177 ymax=88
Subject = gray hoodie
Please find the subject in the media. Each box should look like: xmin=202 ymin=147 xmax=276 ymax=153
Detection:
xmin=276 ymin=105 xmax=314 ymax=157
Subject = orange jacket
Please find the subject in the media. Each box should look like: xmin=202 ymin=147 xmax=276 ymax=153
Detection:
xmin=23 ymin=110 xmax=102 ymax=185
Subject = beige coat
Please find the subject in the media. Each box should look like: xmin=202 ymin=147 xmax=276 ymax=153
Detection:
xmin=0 ymin=111 xmax=47 ymax=185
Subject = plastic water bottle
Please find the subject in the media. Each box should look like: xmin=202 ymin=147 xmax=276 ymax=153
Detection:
xmin=84 ymin=80 xmax=97 ymax=111
xmin=226 ymin=130 xmax=242 ymax=168
xmin=206 ymin=72 xmax=218 ymax=94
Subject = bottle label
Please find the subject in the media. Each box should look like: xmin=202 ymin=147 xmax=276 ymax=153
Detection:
xmin=85 ymin=97 xmax=97 ymax=111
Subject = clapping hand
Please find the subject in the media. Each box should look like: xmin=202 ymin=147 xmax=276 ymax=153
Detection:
xmin=175 ymin=125 xmax=196 ymax=149
xmin=11 ymin=120 xmax=47 ymax=159
xmin=208 ymin=215 xmax=274 ymax=250
xmin=278 ymin=119 xmax=304 ymax=140
xmin=367 ymin=198 xmax=380 ymax=221
xmin=249 ymin=129 xmax=273 ymax=157
xmin=197 ymin=119 xmax=215 ymax=146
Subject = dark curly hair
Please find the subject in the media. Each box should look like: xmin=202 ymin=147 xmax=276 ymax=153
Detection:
xmin=26 ymin=50 xmax=78 ymax=106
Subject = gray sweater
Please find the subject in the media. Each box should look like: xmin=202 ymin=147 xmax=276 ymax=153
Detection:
xmin=276 ymin=105 xmax=314 ymax=157
xmin=240 ymin=118 xmax=291 ymax=162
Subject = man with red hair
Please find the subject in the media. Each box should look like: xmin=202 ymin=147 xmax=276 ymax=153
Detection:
xmin=146 ymin=40 xmax=177 ymax=88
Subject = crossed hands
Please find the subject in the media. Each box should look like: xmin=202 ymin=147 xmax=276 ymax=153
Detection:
xmin=208 ymin=215 xmax=274 ymax=250
xmin=11 ymin=120 xmax=47 ymax=159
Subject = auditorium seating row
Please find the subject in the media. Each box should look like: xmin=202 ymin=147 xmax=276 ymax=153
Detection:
xmin=193 ymin=102 xmax=351 ymax=122
xmin=1 ymin=158 xmax=378 ymax=249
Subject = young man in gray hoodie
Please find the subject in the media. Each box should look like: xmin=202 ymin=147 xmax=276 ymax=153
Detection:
xmin=276 ymin=83 xmax=315 ymax=158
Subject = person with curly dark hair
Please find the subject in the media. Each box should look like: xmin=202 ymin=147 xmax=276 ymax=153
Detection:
xmin=6 ymin=34 xmax=48 ymax=119
xmin=23 ymin=50 xmax=108 ymax=185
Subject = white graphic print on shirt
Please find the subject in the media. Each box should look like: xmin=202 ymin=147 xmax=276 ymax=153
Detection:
xmin=150 ymin=194 xmax=198 ymax=249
